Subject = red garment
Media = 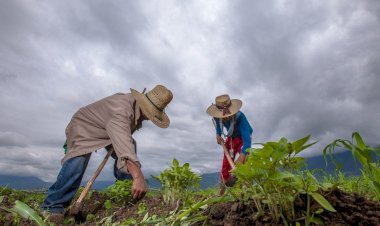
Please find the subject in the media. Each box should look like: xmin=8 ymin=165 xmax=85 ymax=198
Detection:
xmin=221 ymin=137 xmax=243 ymax=182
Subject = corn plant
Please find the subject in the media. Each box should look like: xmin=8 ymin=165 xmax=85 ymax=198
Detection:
xmin=0 ymin=199 xmax=47 ymax=226
xmin=153 ymin=158 xmax=201 ymax=207
xmin=323 ymin=131 xmax=380 ymax=201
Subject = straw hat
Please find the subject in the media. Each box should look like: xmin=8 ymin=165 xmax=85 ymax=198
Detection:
xmin=206 ymin=94 xmax=242 ymax=118
xmin=131 ymin=85 xmax=173 ymax=128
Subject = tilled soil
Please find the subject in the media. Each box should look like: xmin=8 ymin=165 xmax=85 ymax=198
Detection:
xmin=320 ymin=189 xmax=380 ymax=225
xmin=200 ymin=189 xmax=380 ymax=226
xmin=2 ymin=188 xmax=380 ymax=225
xmin=67 ymin=192 xmax=170 ymax=225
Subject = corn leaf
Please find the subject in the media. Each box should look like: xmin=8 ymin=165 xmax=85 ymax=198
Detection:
xmin=352 ymin=132 xmax=366 ymax=150
xmin=13 ymin=200 xmax=46 ymax=226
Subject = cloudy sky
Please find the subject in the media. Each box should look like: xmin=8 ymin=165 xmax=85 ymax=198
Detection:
xmin=1 ymin=0 xmax=379 ymax=183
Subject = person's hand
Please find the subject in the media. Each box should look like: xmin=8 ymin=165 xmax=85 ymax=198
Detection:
xmin=126 ymin=160 xmax=147 ymax=200
xmin=132 ymin=177 xmax=147 ymax=200
xmin=235 ymin=153 xmax=246 ymax=164
xmin=216 ymin=135 xmax=223 ymax=144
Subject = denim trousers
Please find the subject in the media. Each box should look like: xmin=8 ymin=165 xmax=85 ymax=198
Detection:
xmin=41 ymin=151 xmax=132 ymax=213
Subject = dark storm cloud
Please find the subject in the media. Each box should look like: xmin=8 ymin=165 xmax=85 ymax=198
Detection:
xmin=0 ymin=0 xmax=201 ymax=181
xmin=224 ymin=1 xmax=380 ymax=151
xmin=0 ymin=1 xmax=379 ymax=181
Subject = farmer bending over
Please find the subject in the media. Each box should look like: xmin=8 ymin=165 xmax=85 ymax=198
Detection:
xmin=41 ymin=85 xmax=173 ymax=223
xmin=206 ymin=94 xmax=253 ymax=195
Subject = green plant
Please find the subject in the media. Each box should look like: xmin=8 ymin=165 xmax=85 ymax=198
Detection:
xmin=0 ymin=200 xmax=47 ymax=226
xmin=233 ymin=135 xmax=335 ymax=224
xmin=137 ymin=202 xmax=148 ymax=215
xmin=154 ymin=158 xmax=201 ymax=207
xmin=140 ymin=195 xmax=232 ymax=226
xmin=300 ymin=171 xmax=336 ymax=226
xmin=104 ymin=199 xmax=112 ymax=209
xmin=324 ymin=131 xmax=380 ymax=201
xmin=12 ymin=212 xmax=22 ymax=226
xmin=86 ymin=213 xmax=96 ymax=222
xmin=120 ymin=217 xmax=137 ymax=225
xmin=322 ymin=172 xmax=375 ymax=199
xmin=169 ymin=196 xmax=232 ymax=225
xmin=98 ymin=213 xmax=116 ymax=226
xmin=234 ymin=135 xmax=316 ymax=222
xmin=105 ymin=180 xmax=133 ymax=206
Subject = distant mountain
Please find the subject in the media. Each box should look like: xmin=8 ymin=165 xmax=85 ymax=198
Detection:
xmin=199 ymin=172 xmax=221 ymax=188
xmin=0 ymin=175 xmax=50 ymax=190
xmin=305 ymin=151 xmax=360 ymax=176
xmin=0 ymin=150 xmax=376 ymax=191
xmin=305 ymin=149 xmax=379 ymax=177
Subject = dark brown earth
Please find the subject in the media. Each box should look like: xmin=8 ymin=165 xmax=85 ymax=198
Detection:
xmin=68 ymin=188 xmax=380 ymax=225
xmin=2 ymin=188 xmax=380 ymax=225
xmin=67 ymin=192 xmax=171 ymax=225
xmin=199 ymin=189 xmax=380 ymax=226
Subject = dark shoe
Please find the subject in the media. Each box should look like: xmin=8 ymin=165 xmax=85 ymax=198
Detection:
xmin=48 ymin=213 xmax=64 ymax=225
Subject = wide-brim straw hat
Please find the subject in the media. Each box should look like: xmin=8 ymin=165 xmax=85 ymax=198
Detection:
xmin=206 ymin=94 xmax=242 ymax=118
xmin=131 ymin=85 xmax=173 ymax=128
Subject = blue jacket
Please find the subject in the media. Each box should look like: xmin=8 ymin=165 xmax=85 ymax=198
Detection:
xmin=214 ymin=111 xmax=253 ymax=155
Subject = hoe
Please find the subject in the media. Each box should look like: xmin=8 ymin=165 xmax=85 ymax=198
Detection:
xmin=68 ymin=149 xmax=114 ymax=221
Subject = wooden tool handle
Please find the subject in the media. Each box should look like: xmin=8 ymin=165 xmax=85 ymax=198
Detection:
xmin=76 ymin=149 xmax=114 ymax=206
xmin=211 ymin=119 xmax=236 ymax=172
xmin=221 ymin=141 xmax=236 ymax=170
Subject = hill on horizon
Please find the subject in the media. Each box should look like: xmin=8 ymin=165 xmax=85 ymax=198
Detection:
xmin=0 ymin=150 xmax=374 ymax=190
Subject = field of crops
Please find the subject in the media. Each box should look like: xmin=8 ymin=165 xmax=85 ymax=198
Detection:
xmin=1 ymin=132 xmax=380 ymax=225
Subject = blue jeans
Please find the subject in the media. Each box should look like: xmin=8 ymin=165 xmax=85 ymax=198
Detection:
xmin=41 ymin=152 xmax=131 ymax=213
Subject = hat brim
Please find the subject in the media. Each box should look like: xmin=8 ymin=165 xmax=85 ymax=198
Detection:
xmin=206 ymin=99 xmax=242 ymax=118
xmin=131 ymin=88 xmax=170 ymax=128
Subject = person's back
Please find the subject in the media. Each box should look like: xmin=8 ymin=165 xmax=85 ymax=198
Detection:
xmin=63 ymin=92 xmax=141 ymax=165
xmin=79 ymin=93 xmax=133 ymax=127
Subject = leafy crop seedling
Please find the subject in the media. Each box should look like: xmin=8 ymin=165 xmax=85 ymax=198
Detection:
xmin=233 ymin=135 xmax=335 ymax=225
xmin=104 ymin=179 xmax=133 ymax=206
xmin=154 ymin=158 xmax=201 ymax=207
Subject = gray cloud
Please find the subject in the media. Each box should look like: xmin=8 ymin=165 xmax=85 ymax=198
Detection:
xmin=0 ymin=131 xmax=28 ymax=148
xmin=224 ymin=0 xmax=380 ymax=147
xmin=0 ymin=0 xmax=379 ymax=182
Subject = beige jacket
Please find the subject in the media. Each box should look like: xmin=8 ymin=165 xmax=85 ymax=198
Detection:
xmin=61 ymin=93 xmax=142 ymax=171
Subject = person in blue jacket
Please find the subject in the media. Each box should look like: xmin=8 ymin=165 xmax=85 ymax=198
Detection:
xmin=207 ymin=94 xmax=253 ymax=194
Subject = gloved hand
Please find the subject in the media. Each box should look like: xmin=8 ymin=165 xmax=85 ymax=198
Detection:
xmin=225 ymin=175 xmax=237 ymax=187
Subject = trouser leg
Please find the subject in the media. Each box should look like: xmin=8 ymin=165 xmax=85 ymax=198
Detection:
xmin=220 ymin=137 xmax=235 ymax=182
xmin=41 ymin=153 xmax=91 ymax=213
